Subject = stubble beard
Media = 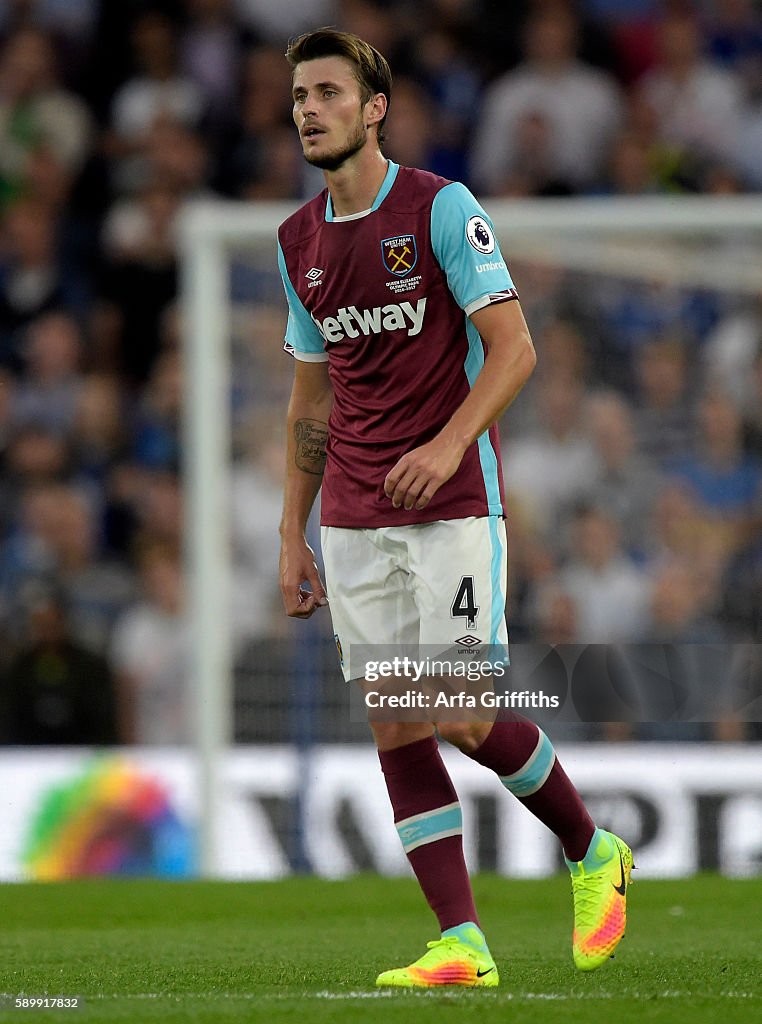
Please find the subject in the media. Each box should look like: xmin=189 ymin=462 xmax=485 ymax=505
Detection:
xmin=303 ymin=120 xmax=368 ymax=171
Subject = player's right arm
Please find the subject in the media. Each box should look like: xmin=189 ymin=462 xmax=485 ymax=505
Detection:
xmin=279 ymin=358 xmax=333 ymax=618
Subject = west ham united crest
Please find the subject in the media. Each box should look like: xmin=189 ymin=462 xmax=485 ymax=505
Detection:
xmin=381 ymin=234 xmax=418 ymax=277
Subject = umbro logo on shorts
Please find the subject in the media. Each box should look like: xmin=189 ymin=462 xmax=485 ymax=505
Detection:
xmin=455 ymin=635 xmax=481 ymax=647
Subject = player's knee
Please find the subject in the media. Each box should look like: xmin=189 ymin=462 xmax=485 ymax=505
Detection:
xmin=369 ymin=720 xmax=432 ymax=751
xmin=437 ymin=721 xmax=484 ymax=753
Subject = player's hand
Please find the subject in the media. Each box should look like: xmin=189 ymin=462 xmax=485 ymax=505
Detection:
xmin=384 ymin=436 xmax=466 ymax=511
xmin=279 ymin=535 xmax=329 ymax=618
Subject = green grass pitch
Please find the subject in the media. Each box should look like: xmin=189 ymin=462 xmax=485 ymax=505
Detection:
xmin=1 ymin=875 xmax=761 ymax=1023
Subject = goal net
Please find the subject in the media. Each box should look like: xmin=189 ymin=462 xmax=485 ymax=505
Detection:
xmin=180 ymin=196 xmax=762 ymax=875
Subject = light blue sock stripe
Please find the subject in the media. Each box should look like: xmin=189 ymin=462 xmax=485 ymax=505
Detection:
xmin=396 ymin=805 xmax=463 ymax=854
xmin=499 ymin=730 xmax=556 ymax=798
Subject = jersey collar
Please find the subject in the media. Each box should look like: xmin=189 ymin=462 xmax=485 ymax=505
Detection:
xmin=325 ymin=160 xmax=399 ymax=222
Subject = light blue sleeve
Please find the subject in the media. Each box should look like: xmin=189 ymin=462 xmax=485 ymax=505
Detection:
xmin=277 ymin=240 xmax=327 ymax=361
xmin=430 ymin=182 xmax=517 ymax=316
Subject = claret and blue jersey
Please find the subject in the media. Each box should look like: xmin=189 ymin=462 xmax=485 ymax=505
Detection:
xmin=277 ymin=160 xmax=519 ymax=528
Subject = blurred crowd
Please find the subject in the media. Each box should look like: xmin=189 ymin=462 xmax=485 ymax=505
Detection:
xmin=0 ymin=0 xmax=759 ymax=746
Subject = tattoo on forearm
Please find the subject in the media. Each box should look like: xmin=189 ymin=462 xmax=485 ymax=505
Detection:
xmin=294 ymin=418 xmax=328 ymax=474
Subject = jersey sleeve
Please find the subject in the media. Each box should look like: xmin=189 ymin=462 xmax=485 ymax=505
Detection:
xmin=277 ymin=239 xmax=328 ymax=362
xmin=430 ymin=182 xmax=518 ymax=317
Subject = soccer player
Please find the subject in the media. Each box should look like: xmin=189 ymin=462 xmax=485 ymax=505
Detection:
xmin=277 ymin=27 xmax=632 ymax=988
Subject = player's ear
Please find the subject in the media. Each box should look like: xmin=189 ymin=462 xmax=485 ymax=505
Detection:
xmin=365 ymin=92 xmax=387 ymax=129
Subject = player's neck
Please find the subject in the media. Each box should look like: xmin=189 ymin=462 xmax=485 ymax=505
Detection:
xmin=324 ymin=149 xmax=389 ymax=218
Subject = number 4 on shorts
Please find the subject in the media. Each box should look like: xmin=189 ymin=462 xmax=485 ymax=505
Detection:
xmin=451 ymin=576 xmax=479 ymax=629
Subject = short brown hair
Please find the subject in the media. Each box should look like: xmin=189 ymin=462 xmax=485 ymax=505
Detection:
xmin=286 ymin=27 xmax=392 ymax=144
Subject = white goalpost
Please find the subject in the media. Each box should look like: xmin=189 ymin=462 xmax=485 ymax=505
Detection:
xmin=180 ymin=195 xmax=762 ymax=876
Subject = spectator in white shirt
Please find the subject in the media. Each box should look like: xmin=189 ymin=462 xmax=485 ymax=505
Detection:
xmin=111 ymin=542 xmax=188 ymax=745
xmin=471 ymin=7 xmax=622 ymax=194
xmin=638 ymin=12 xmax=745 ymax=168
xmin=504 ymin=375 xmax=598 ymax=536
xmin=560 ymin=506 xmax=651 ymax=642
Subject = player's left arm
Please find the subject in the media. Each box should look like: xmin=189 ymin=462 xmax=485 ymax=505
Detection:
xmin=384 ymin=299 xmax=535 ymax=511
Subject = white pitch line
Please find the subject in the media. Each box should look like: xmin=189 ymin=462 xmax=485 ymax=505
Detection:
xmin=3 ymin=990 xmax=759 ymax=1003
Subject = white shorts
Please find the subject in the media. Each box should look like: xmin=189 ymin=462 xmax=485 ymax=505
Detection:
xmin=321 ymin=516 xmax=509 ymax=681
